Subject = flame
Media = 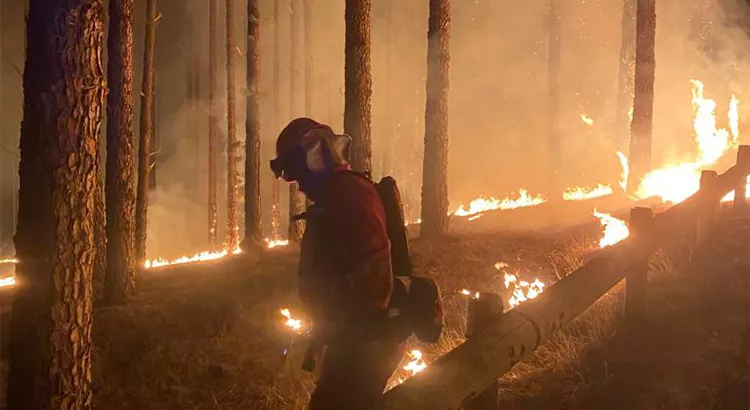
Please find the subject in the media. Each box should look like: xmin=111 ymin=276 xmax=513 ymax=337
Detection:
xmin=580 ymin=113 xmax=594 ymax=126
xmin=460 ymin=289 xmax=480 ymax=299
xmin=721 ymin=178 xmax=750 ymax=202
xmin=0 ymin=276 xmax=15 ymax=287
xmin=593 ymin=209 xmax=629 ymax=248
xmin=402 ymin=350 xmax=427 ymax=376
xmin=617 ymin=151 xmax=629 ymax=191
xmin=636 ymin=80 xmax=740 ymax=203
xmin=453 ymin=189 xmax=547 ymax=217
xmin=144 ymin=246 xmax=242 ymax=269
xmin=280 ymin=308 xmax=303 ymax=333
xmin=265 ymin=238 xmax=290 ymax=249
xmin=563 ymin=184 xmax=613 ymax=201
xmin=0 ymin=258 xmax=17 ymax=264
xmin=504 ymin=272 xmax=546 ymax=308
xmin=496 ymin=263 xmax=545 ymax=308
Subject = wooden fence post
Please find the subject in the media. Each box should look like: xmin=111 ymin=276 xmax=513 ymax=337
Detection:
xmin=734 ymin=146 xmax=749 ymax=214
xmin=463 ymin=292 xmax=504 ymax=410
xmin=696 ymin=170 xmax=719 ymax=245
xmin=625 ymin=207 xmax=653 ymax=323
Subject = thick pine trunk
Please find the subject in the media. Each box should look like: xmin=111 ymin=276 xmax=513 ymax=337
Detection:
xmin=628 ymin=0 xmax=656 ymax=192
xmin=547 ymin=0 xmax=562 ymax=198
xmin=344 ymin=0 xmax=373 ymax=175
xmin=615 ymin=0 xmax=636 ymax=152
xmin=104 ymin=0 xmax=137 ymax=304
xmin=135 ymin=0 xmax=157 ymax=263
xmin=93 ymin=145 xmax=106 ymax=302
xmin=420 ymin=0 xmax=450 ymax=239
xmin=208 ymin=0 xmax=219 ymax=244
xmin=7 ymin=0 xmax=106 ymax=407
xmin=244 ymin=0 xmax=263 ymax=247
xmin=226 ymin=0 xmax=239 ymax=250
xmin=288 ymin=0 xmax=304 ymax=241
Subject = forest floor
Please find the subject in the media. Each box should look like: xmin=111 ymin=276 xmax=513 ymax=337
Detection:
xmin=0 ymin=209 xmax=746 ymax=410
xmin=496 ymin=216 xmax=750 ymax=410
xmin=90 ymin=224 xmax=599 ymax=410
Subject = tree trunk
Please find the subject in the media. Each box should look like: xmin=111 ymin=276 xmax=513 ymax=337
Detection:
xmin=149 ymin=87 xmax=157 ymax=190
xmin=271 ymin=0 xmax=282 ymax=239
xmin=420 ymin=0 xmax=450 ymax=239
xmin=303 ymin=0 xmax=314 ymax=117
xmin=7 ymin=0 xmax=106 ymax=407
xmin=628 ymin=0 xmax=656 ymax=192
xmin=547 ymin=0 xmax=561 ymax=198
xmin=615 ymin=0 xmax=636 ymax=152
xmin=93 ymin=145 xmax=106 ymax=302
xmin=381 ymin=0 xmax=395 ymax=177
xmin=244 ymin=0 xmax=263 ymax=248
xmin=104 ymin=0 xmax=137 ymax=305
xmin=344 ymin=0 xmax=373 ymax=175
xmin=208 ymin=0 xmax=219 ymax=244
xmin=135 ymin=0 xmax=157 ymax=264
xmin=226 ymin=0 xmax=239 ymax=250
xmin=288 ymin=0 xmax=304 ymax=241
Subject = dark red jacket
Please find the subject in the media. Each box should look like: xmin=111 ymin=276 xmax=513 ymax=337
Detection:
xmin=298 ymin=171 xmax=393 ymax=324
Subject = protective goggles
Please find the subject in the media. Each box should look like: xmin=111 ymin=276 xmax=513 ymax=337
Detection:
xmin=269 ymin=146 xmax=308 ymax=182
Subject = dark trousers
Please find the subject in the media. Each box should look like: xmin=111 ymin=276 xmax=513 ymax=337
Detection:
xmin=307 ymin=337 xmax=406 ymax=410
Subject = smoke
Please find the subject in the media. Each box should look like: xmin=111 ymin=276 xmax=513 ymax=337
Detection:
xmin=4 ymin=0 xmax=750 ymax=257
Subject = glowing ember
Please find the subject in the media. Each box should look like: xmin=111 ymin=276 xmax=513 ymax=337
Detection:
xmin=563 ymin=184 xmax=613 ymax=201
xmin=593 ymin=209 xmax=629 ymax=248
xmin=265 ymin=238 xmax=290 ymax=249
xmin=280 ymin=308 xmax=303 ymax=333
xmin=144 ymin=247 xmax=242 ymax=269
xmin=636 ymin=80 xmax=740 ymax=203
xmin=580 ymin=113 xmax=594 ymax=126
xmin=402 ymin=350 xmax=427 ymax=376
xmin=0 ymin=276 xmax=15 ymax=287
xmin=453 ymin=189 xmax=547 ymax=217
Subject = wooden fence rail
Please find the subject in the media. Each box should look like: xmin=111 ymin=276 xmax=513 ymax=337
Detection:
xmin=380 ymin=145 xmax=750 ymax=410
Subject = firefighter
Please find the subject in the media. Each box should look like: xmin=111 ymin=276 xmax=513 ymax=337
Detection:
xmin=270 ymin=118 xmax=406 ymax=409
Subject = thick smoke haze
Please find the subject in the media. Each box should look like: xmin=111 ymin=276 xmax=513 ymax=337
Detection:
xmin=1 ymin=0 xmax=750 ymax=258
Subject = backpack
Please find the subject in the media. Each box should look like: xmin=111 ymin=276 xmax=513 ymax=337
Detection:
xmin=351 ymin=172 xmax=444 ymax=344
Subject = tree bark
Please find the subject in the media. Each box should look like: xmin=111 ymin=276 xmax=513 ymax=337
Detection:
xmin=244 ymin=0 xmax=263 ymax=247
xmin=615 ymin=0 xmax=637 ymax=152
xmin=93 ymin=143 xmax=106 ymax=302
xmin=271 ymin=0 xmax=282 ymax=239
xmin=288 ymin=0 xmax=304 ymax=241
xmin=104 ymin=0 xmax=137 ymax=304
xmin=7 ymin=0 xmax=106 ymax=407
xmin=226 ymin=0 xmax=239 ymax=250
xmin=135 ymin=0 xmax=157 ymax=264
xmin=419 ymin=0 xmax=450 ymax=239
xmin=547 ymin=0 xmax=562 ymax=198
xmin=381 ymin=0 xmax=395 ymax=177
xmin=208 ymin=0 xmax=219 ymax=245
xmin=628 ymin=0 xmax=656 ymax=192
xmin=344 ymin=0 xmax=373 ymax=175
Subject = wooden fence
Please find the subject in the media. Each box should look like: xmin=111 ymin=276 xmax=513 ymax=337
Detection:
xmin=380 ymin=145 xmax=750 ymax=410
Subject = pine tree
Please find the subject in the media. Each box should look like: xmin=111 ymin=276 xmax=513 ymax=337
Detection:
xmin=226 ymin=0 xmax=240 ymax=250
xmin=344 ymin=0 xmax=373 ymax=175
xmin=244 ymin=0 xmax=263 ymax=247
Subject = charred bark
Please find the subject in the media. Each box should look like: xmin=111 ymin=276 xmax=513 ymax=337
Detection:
xmin=615 ymin=0 xmax=637 ymax=152
xmin=135 ymin=0 xmax=157 ymax=263
xmin=344 ymin=0 xmax=373 ymax=175
xmin=8 ymin=0 xmax=106 ymax=407
xmin=547 ymin=0 xmax=562 ymax=198
xmin=104 ymin=0 xmax=137 ymax=304
xmin=208 ymin=0 xmax=219 ymax=244
xmin=628 ymin=0 xmax=656 ymax=192
xmin=420 ymin=0 xmax=450 ymax=239
xmin=244 ymin=0 xmax=263 ymax=247
xmin=226 ymin=0 xmax=239 ymax=250
xmin=289 ymin=0 xmax=304 ymax=241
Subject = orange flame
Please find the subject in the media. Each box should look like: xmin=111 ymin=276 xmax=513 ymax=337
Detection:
xmin=280 ymin=308 xmax=303 ymax=333
xmin=563 ymin=184 xmax=613 ymax=201
xmin=593 ymin=209 xmax=629 ymax=248
xmin=453 ymin=189 xmax=547 ymax=217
